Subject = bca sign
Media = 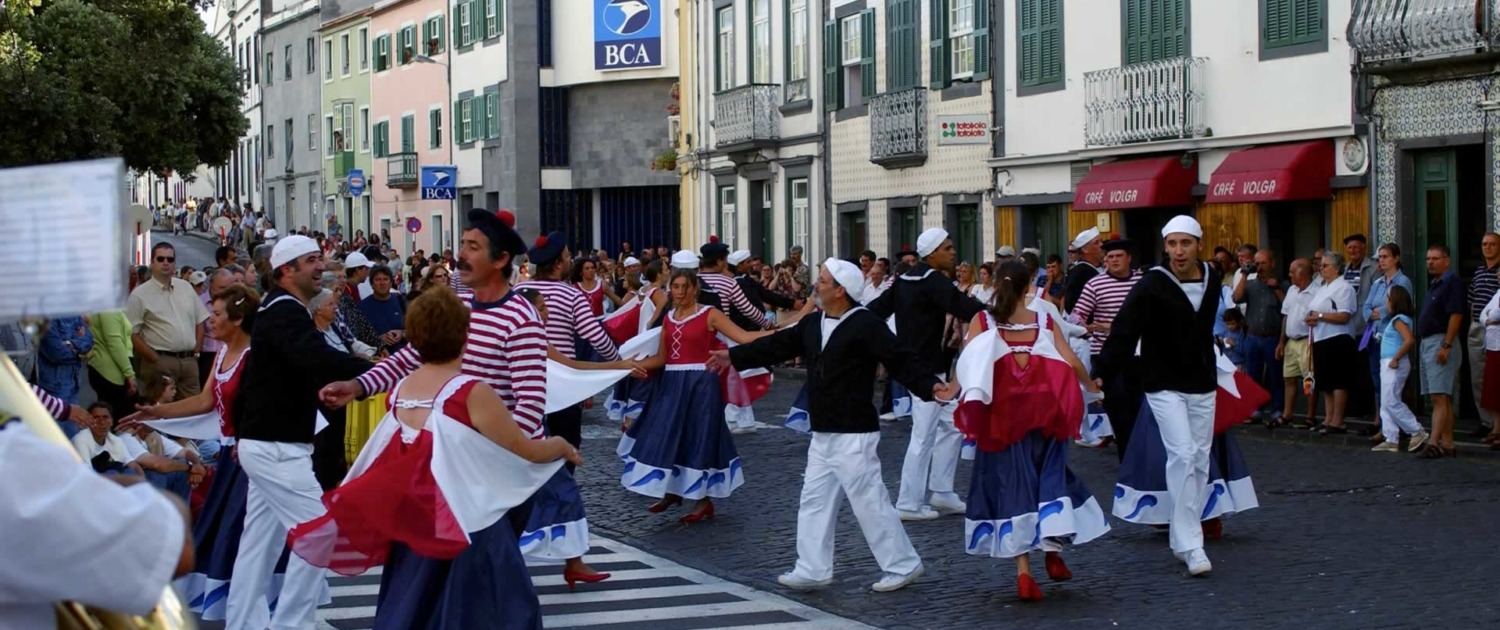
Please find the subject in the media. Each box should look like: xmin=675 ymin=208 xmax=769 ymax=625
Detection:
xmin=594 ymin=0 xmax=662 ymax=71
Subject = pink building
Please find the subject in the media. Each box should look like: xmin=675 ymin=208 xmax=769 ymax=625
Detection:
xmin=368 ymin=0 xmax=452 ymax=257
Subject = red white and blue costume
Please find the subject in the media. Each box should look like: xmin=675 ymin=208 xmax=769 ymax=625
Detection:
xmin=604 ymin=286 xmax=662 ymax=423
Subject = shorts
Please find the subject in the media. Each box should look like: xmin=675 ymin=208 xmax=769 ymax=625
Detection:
xmin=1418 ymin=335 xmax=1462 ymax=396
xmin=1282 ymin=337 xmax=1310 ymax=379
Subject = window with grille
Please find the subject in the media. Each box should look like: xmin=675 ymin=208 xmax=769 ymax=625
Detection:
xmin=948 ymin=0 xmax=974 ymax=79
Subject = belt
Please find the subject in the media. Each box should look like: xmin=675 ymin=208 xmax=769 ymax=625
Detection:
xmin=1287 ymin=336 xmax=1308 ymax=341
xmin=153 ymin=349 xmax=196 ymax=358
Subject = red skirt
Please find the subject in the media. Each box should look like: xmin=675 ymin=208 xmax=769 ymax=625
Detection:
xmin=1482 ymin=350 xmax=1500 ymax=414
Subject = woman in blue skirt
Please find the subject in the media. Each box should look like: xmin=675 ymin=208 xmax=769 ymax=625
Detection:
xmin=617 ymin=266 xmax=771 ymax=522
xmin=953 ymin=261 xmax=1109 ymax=602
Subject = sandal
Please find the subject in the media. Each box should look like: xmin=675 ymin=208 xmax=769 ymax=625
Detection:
xmin=1417 ymin=443 xmax=1446 ymax=459
xmin=1318 ymin=425 xmax=1348 ymax=435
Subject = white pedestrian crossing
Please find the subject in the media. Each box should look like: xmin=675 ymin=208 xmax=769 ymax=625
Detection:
xmin=310 ymin=535 xmax=873 ymax=630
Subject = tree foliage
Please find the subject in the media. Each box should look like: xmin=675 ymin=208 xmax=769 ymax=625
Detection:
xmin=0 ymin=0 xmax=246 ymax=177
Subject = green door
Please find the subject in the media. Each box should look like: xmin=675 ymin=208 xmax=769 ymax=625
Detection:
xmin=1021 ymin=204 xmax=1069 ymax=258
xmin=955 ymin=204 xmax=981 ymax=265
xmin=893 ymin=207 xmax=920 ymax=253
xmin=1413 ymin=149 xmax=1459 ymax=301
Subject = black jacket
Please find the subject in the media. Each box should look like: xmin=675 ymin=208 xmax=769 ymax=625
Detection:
xmin=731 ymin=274 xmax=795 ymax=331
xmin=1096 ymin=263 xmax=1222 ymax=394
xmin=729 ymin=307 xmax=942 ymax=433
xmin=235 ymin=288 xmax=376 ymax=443
xmin=1063 ymin=263 xmax=1100 ymax=312
xmin=867 ymin=262 xmax=985 ymax=369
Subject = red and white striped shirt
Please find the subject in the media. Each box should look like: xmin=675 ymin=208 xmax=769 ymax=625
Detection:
xmin=32 ymin=385 xmax=67 ymax=420
xmin=356 ymin=290 xmax=549 ymax=438
xmin=514 ymin=279 xmax=620 ymax=361
xmin=1067 ymin=270 xmax=1141 ymax=355
xmin=700 ymin=271 xmax=770 ymax=329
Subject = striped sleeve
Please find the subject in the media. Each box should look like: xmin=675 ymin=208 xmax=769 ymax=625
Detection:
xmin=505 ymin=316 xmax=549 ymax=438
xmin=572 ymin=291 xmax=621 ymax=361
xmin=1067 ymin=280 xmax=1099 ymax=327
xmin=357 ymin=344 xmax=422 ymax=396
xmin=31 ymin=385 xmax=67 ymax=420
xmin=721 ymin=278 xmax=770 ymax=329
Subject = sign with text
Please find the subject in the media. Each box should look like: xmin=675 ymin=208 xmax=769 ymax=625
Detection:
xmin=936 ymin=115 xmax=989 ymax=145
xmin=594 ymin=0 xmax=662 ymax=71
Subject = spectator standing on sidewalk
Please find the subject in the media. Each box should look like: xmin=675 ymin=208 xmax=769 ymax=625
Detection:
xmin=127 ymin=242 xmax=209 ymax=400
xmin=1342 ymin=234 xmax=1380 ymax=419
xmin=1372 ymin=286 xmax=1428 ymax=453
xmin=1277 ymin=259 xmax=1318 ymax=428
xmin=1416 ymin=245 xmax=1467 ymax=458
xmin=87 ymin=308 xmax=137 ymax=421
xmin=1468 ymin=232 xmax=1500 ymax=442
xmin=1360 ymin=243 xmax=1414 ymax=442
xmin=1477 ymin=285 xmax=1500 ymax=443
xmin=1232 ymin=249 xmax=1286 ymax=421
xmin=37 ymin=315 xmax=94 ymax=415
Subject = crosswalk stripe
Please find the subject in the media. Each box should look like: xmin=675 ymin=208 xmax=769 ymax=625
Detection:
xmin=312 ymin=534 xmax=874 ymax=630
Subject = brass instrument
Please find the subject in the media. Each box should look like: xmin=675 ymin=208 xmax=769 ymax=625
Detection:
xmin=0 ymin=353 xmax=193 ymax=630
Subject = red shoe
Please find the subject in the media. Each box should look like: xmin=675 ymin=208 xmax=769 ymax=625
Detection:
xmin=1044 ymin=552 xmax=1072 ymax=581
xmin=582 ymin=399 xmax=593 ymax=410
xmin=1017 ymin=574 xmax=1044 ymax=602
xmin=563 ymin=569 xmax=611 ymax=591
xmin=647 ymin=496 xmax=682 ymax=513
xmin=680 ymin=501 xmax=715 ymax=523
xmin=1202 ymin=517 xmax=1223 ymax=541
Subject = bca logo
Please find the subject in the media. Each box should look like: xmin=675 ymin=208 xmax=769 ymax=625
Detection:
xmin=604 ymin=0 xmax=651 ymax=36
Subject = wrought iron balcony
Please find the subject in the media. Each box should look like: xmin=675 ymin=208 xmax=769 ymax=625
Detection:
xmin=1349 ymin=0 xmax=1489 ymax=66
xmin=334 ymin=151 xmax=355 ymax=178
xmin=869 ymin=88 xmax=927 ymax=169
xmin=714 ymin=84 xmax=781 ymax=151
xmin=1083 ymin=56 xmax=1207 ymax=148
xmin=385 ymin=152 xmax=418 ymax=188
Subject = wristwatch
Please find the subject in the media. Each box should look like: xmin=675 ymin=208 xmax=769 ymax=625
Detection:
xmin=1442 ymin=342 xmax=1452 ymax=349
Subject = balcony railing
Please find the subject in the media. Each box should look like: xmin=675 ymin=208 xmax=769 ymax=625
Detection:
xmin=714 ymin=84 xmax=781 ymax=150
xmin=1083 ymin=56 xmax=1207 ymax=148
xmin=334 ymin=151 xmax=355 ymax=179
xmin=385 ymin=152 xmax=418 ymax=188
xmin=1349 ymin=0 xmax=1488 ymax=65
xmin=869 ymin=88 xmax=927 ymax=169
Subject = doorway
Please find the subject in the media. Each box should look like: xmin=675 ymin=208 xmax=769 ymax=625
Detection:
xmin=839 ymin=209 xmax=868 ymax=259
xmin=953 ymin=204 xmax=982 ymax=266
xmin=748 ymin=181 xmax=773 ymax=262
xmin=1263 ymin=200 xmax=1326 ymax=274
xmin=1123 ymin=207 xmax=1187 ymax=269
xmin=1410 ymin=146 xmax=1485 ymax=296
xmin=1018 ymin=204 xmax=1069 ymax=257
xmin=891 ymin=206 xmax=920 ymax=254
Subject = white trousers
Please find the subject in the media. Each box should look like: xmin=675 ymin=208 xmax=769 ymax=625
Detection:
xmin=895 ymin=392 xmax=961 ymax=512
xmin=227 ymin=440 xmax=329 ymax=630
xmin=790 ymin=432 xmax=921 ymax=580
xmin=725 ymin=404 xmax=757 ymax=430
xmin=1468 ymin=323 xmax=1495 ymax=426
xmin=1145 ymin=390 xmax=1216 ymax=554
xmin=1379 ymin=359 xmax=1424 ymax=441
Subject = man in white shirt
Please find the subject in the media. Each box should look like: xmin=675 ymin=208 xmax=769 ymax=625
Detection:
xmin=71 ymin=403 xmax=143 ymax=475
xmin=1278 ymin=258 xmax=1318 ymax=426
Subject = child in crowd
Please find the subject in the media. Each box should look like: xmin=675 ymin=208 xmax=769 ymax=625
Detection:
xmin=1373 ymin=285 xmax=1428 ymax=453
xmin=1220 ymin=309 xmax=1247 ymax=369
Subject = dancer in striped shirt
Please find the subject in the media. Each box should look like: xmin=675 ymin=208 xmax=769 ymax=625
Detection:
xmin=1067 ymin=239 xmax=1142 ymax=458
xmin=321 ymin=208 xmax=611 ymax=590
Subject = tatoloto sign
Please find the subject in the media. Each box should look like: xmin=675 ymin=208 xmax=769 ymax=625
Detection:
xmin=936 ymin=115 xmax=989 ymax=145
xmin=595 ymin=0 xmax=662 ymax=71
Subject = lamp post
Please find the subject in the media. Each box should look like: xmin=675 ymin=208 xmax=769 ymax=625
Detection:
xmin=414 ymin=51 xmax=454 ymax=255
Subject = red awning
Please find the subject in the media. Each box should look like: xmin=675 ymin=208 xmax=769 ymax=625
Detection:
xmin=1073 ymin=157 xmax=1197 ymax=211
xmin=1205 ymin=140 xmax=1334 ymax=204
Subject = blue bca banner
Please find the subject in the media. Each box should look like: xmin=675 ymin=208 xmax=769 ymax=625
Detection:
xmin=594 ymin=0 xmax=661 ymax=71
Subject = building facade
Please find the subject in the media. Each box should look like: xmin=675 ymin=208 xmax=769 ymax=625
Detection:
xmin=319 ymin=0 xmax=376 ymax=241
xmin=368 ymin=0 xmax=452 ymax=252
xmin=1350 ymin=0 xmax=1500 ymax=292
xmin=262 ymin=0 xmax=325 ymax=234
xmin=826 ymin=0 xmax=996 ymax=264
xmin=685 ymin=0 xmax=827 ymax=265
xmin=211 ymin=0 xmax=265 ymax=212
xmin=991 ymin=0 xmax=1364 ymax=269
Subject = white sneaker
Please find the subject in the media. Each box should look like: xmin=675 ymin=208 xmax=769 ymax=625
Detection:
xmin=1371 ymin=442 xmax=1400 ymax=452
xmin=1407 ymin=430 xmax=1430 ymax=453
xmin=871 ymin=564 xmax=924 ymax=592
xmin=777 ymin=572 xmax=832 ymax=590
xmin=1175 ymin=549 xmax=1212 ymax=577
xmin=898 ymin=507 xmax=940 ymax=521
xmin=879 ymin=412 xmax=898 ymax=421
xmin=928 ymin=493 xmax=967 ymax=515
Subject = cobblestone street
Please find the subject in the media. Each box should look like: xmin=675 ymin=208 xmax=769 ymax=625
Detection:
xmin=574 ymin=376 xmax=1500 ymax=629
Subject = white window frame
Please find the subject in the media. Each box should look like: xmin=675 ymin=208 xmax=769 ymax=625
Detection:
xmin=429 ymin=104 xmax=443 ymax=149
xmin=717 ymin=7 xmax=735 ymax=91
xmin=752 ymin=0 xmax=770 ymax=83
xmin=949 ymin=0 xmax=975 ymax=79
xmin=459 ymin=2 xmax=472 ymax=44
xmin=341 ymin=33 xmax=351 ymax=76
xmin=358 ymin=105 xmax=370 ymax=152
xmin=308 ymin=113 xmax=317 ymax=152
xmin=324 ymin=114 xmax=336 ymax=156
xmin=460 ymin=99 xmax=474 ymax=143
xmin=841 ymin=14 xmax=861 ymax=67
xmin=790 ymin=177 xmax=810 ymax=253
xmin=359 ymin=28 xmax=369 ymax=71
xmin=788 ymin=0 xmax=808 ymax=83
xmin=719 ymin=185 xmax=737 ymax=246
xmin=485 ymin=0 xmax=499 ymax=38
xmin=323 ymin=39 xmax=333 ymax=80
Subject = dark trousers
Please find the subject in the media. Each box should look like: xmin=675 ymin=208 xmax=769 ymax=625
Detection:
xmin=1097 ymin=356 xmax=1144 ymax=463
xmin=312 ymin=406 xmax=348 ymax=490
xmin=545 ymin=404 xmax=583 ymax=473
xmin=87 ymin=366 xmax=134 ymax=422
xmin=1241 ymin=334 xmax=1284 ymax=414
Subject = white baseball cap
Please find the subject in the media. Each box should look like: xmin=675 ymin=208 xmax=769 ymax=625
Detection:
xmin=344 ymin=252 xmax=372 ymax=269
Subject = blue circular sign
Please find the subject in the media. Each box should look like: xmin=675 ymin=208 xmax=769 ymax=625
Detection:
xmin=406 ymin=217 xmax=422 ymax=233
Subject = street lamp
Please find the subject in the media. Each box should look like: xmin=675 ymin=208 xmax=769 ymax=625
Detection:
xmin=412 ymin=52 xmax=454 ymax=254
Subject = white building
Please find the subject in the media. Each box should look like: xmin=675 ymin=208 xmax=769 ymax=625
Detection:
xmin=825 ymin=0 xmax=996 ymax=264
xmin=990 ymin=0 xmax=1364 ymax=268
xmin=209 ymin=0 xmax=265 ymax=213
xmin=684 ymin=0 xmax=826 ymax=264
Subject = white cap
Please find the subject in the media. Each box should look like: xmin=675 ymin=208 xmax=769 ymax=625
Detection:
xmin=670 ymin=250 xmax=700 ymax=268
xmin=1021 ymin=247 xmax=1042 ymax=257
xmin=727 ymin=249 xmax=752 ymax=266
xmin=996 ymin=245 xmax=1016 ymax=257
xmin=264 ymin=228 xmax=278 ymax=240
xmin=344 ymin=251 xmax=372 ymax=269
xmin=916 ymin=228 xmax=949 ymax=258
xmin=270 ymin=235 xmax=320 ymax=269
xmin=1071 ymin=227 xmax=1101 ymax=251
xmin=188 ymin=270 xmax=207 ymax=285
xmin=824 ymin=258 xmax=864 ymax=302
xmin=1161 ymin=215 xmax=1203 ymax=239
xmin=623 ymin=256 xmax=641 ymax=267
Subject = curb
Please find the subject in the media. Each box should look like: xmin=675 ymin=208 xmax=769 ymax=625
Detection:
xmin=1233 ymin=418 xmax=1500 ymax=460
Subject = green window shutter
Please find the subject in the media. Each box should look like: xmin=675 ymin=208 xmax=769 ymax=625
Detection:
xmin=928 ymin=0 xmax=948 ymax=89
xmin=475 ymin=96 xmax=488 ymax=141
xmin=495 ymin=0 xmax=505 ymax=36
xmin=468 ymin=0 xmax=481 ymax=44
xmin=1264 ymin=0 xmax=1323 ymax=49
xmin=453 ymin=99 xmax=463 ymax=144
xmin=1123 ymin=0 xmax=1184 ymax=64
xmin=1122 ymin=0 xmax=1144 ymax=65
xmin=859 ymin=9 xmax=875 ymax=98
xmin=822 ymin=20 xmax=841 ymax=111
xmin=1018 ymin=0 xmax=1038 ymax=86
xmin=487 ymin=93 xmax=499 ymax=139
xmin=1038 ymin=0 xmax=1061 ymax=83
xmin=401 ymin=115 xmax=414 ymax=152
xmin=972 ymin=0 xmax=990 ymax=81
xmin=1292 ymin=0 xmax=1322 ymax=43
xmin=430 ymin=109 xmax=441 ymax=148
xmin=1164 ymin=0 xmax=1187 ymax=59
xmin=453 ymin=4 xmax=463 ymax=45
xmin=480 ymin=0 xmax=491 ymax=40
xmin=885 ymin=0 xmax=918 ymax=91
